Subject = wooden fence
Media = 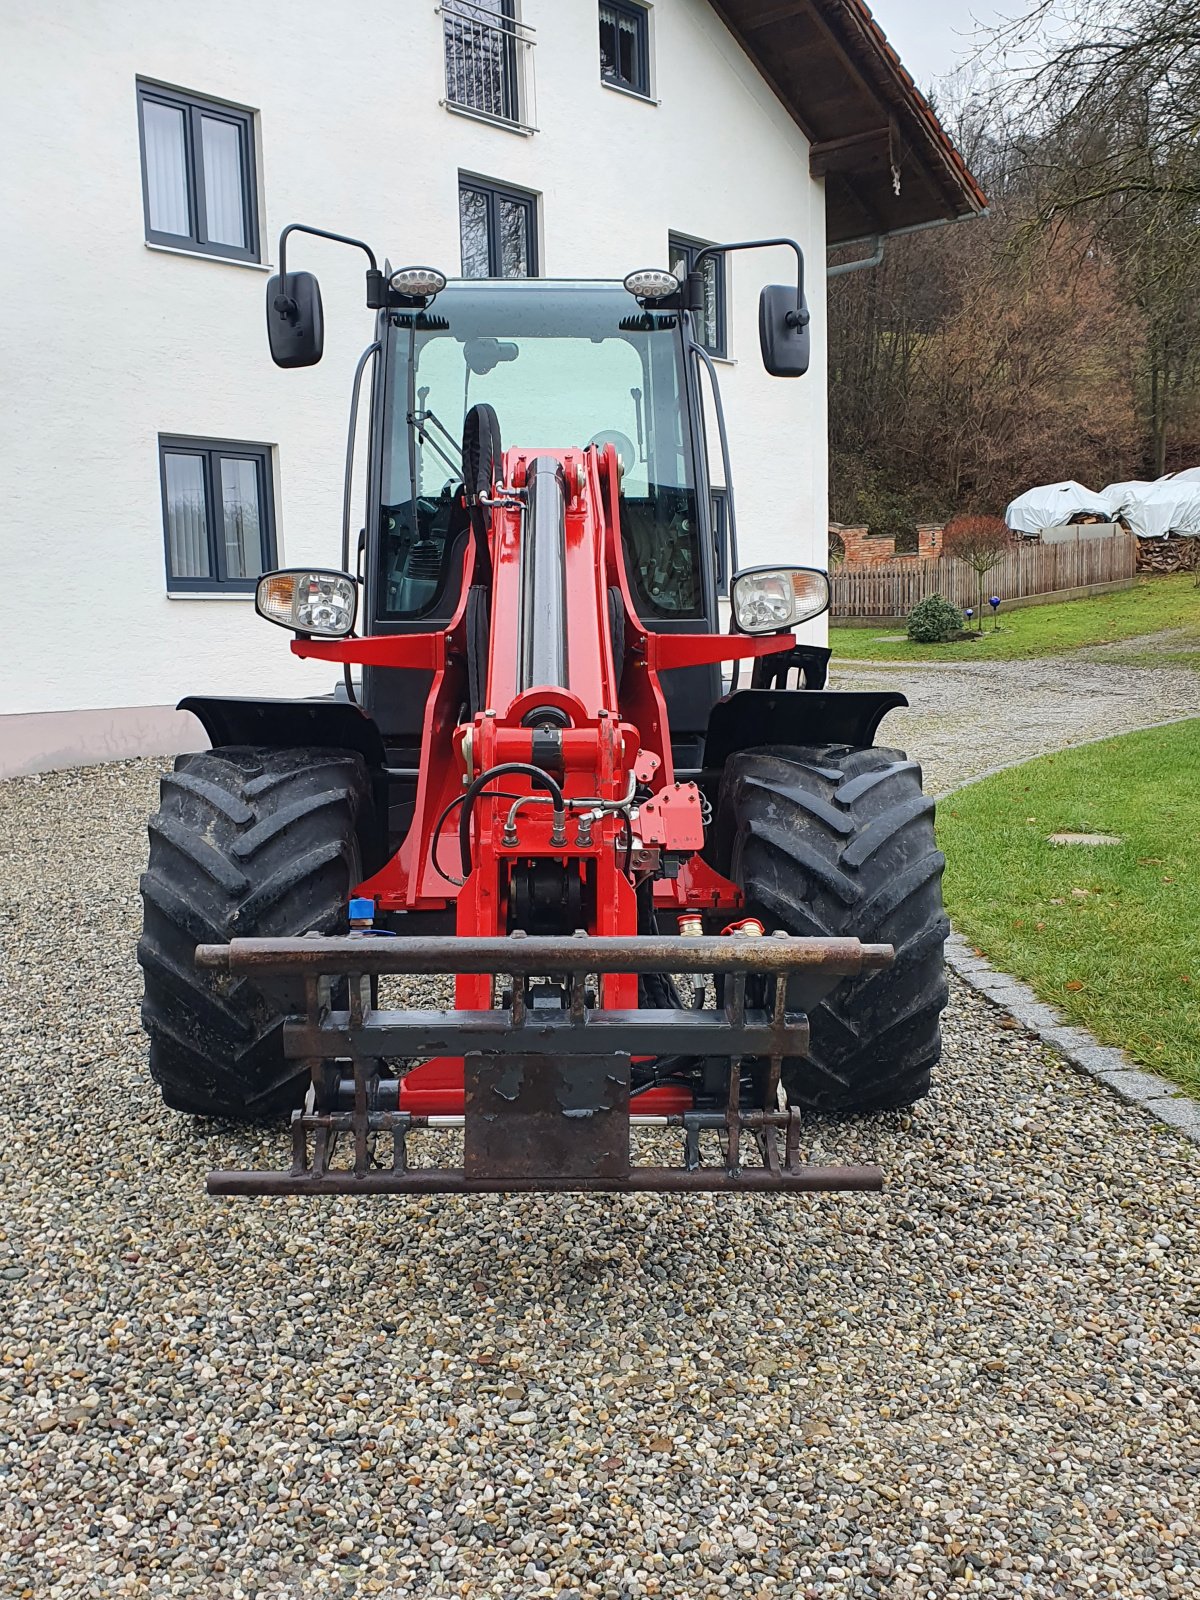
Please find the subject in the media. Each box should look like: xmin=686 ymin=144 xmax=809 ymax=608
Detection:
xmin=831 ymin=536 xmax=1137 ymax=619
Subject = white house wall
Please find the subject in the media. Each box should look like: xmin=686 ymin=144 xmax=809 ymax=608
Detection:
xmin=0 ymin=0 xmax=827 ymax=773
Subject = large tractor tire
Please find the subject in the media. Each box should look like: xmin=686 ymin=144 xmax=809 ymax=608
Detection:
xmin=714 ymin=744 xmax=948 ymax=1112
xmin=138 ymin=747 xmax=373 ymax=1118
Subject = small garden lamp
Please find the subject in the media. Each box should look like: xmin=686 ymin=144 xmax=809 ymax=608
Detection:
xmin=964 ymin=607 xmax=974 ymax=631
xmin=989 ymin=594 xmax=1001 ymax=630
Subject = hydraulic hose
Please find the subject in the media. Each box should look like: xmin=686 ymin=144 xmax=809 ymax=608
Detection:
xmin=458 ymin=762 xmax=566 ymax=879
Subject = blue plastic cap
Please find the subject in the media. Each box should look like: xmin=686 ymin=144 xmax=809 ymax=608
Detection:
xmin=348 ymin=897 xmax=375 ymax=922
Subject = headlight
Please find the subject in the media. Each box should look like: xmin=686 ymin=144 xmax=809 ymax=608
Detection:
xmin=255 ymin=569 xmax=358 ymax=637
xmin=730 ymin=566 xmax=830 ymax=634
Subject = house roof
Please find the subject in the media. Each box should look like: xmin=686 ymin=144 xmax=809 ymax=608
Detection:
xmin=707 ymin=0 xmax=988 ymax=245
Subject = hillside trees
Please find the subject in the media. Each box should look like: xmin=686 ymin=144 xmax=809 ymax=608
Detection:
xmin=829 ymin=209 xmax=1140 ymax=521
xmin=828 ymin=0 xmax=1200 ymax=521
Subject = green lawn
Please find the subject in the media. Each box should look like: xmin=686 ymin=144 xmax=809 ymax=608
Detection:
xmin=938 ymin=720 xmax=1200 ymax=1095
xmin=830 ymin=574 xmax=1200 ymax=664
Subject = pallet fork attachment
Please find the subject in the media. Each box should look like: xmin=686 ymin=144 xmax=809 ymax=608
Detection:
xmin=200 ymin=933 xmax=891 ymax=1196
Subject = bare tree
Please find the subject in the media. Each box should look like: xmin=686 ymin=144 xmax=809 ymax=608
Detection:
xmin=942 ymin=515 xmax=1012 ymax=629
xmin=992 ymin=3 xmax=1200 ymax=473
xmin=995 ymin=1 xmax=1200 ymax=208
xmin=828 ymin=207 xmax=1141 ymax=518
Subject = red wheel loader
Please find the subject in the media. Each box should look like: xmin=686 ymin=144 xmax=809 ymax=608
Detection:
xmin=139 ymin=226 xmax=948 ymax=1195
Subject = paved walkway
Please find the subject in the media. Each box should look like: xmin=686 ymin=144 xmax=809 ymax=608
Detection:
xmin=831 ymin=650 xmax=1200 ymax=793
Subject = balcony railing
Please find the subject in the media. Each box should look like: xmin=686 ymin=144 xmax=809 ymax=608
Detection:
xmin=439 ymin=2 xmax=537 ymax=134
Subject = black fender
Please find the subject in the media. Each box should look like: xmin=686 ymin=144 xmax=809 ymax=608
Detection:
xmin=178 ymin=696 xmax=391 ymax=871
xmin=702 ymin=687 xmax=908 ymax=774
xmin=179 ymin=696 xmax=389 ymax=767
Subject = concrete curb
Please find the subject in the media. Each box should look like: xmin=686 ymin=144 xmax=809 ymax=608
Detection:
xmin=945 ymin=931 xmax=1200 ymax=1147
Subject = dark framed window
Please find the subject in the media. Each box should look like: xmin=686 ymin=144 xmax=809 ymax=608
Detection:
xmin=669 ymin=232 xmax=727 ymax=358
xmin=137 ymin=82 xmax=259 ymax=261
xmin=443 ymin=0 xmax=525 ymax=127
xmin=158 ymin=437 xmax=276 ymax=593
xmin=599 ymin=1 xmax=650 ymax=96
xmin=459 ymin=176 xmax=538 ymax=278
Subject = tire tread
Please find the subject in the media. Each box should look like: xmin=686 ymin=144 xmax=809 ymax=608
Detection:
xmin=717 ymin=743 xmax=947 ymax=1112
xmin=138 ymin=747 xmax=371 ymax=1118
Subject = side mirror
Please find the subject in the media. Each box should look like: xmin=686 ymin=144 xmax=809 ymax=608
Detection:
xmin=266 ymin=271 xmax=324 ymax=368
xmin=758 ymin=284 xmax=810 ymax=378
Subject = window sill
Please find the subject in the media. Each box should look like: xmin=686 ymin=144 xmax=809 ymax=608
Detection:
xmin=601 ymin=79 xmax=659 ymax=106
xmin=166 ymin=590 xmax=256 ymax=600
xmin=442 ymin=100 xmax=537 ymax=136
xmin=145 ymin=242 xmax=272 ymax=272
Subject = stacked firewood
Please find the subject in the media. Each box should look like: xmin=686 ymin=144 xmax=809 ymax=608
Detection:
xmin=1135 ymin=535 xmax=1200 ymax=574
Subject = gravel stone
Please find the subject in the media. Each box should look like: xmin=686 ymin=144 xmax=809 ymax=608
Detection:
xmin=2 ymin=705 xmax=1199 ymax=1596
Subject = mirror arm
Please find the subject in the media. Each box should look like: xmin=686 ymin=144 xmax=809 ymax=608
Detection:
xmin=276 ymin=223 xmax=383 ymax=316
xmin=691 ymin=237 xmax=810 ymax=328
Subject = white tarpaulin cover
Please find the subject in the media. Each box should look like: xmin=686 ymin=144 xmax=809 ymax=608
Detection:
xmin=1100 ymin=476 xmax=1200 ymax=539
xmin=1100 ymin=481 xmax=1165 ymax=537
xmin=1005 ymin=480 xmax=1113 ymax=535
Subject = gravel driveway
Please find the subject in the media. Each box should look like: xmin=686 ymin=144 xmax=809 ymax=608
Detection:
xmin=2 ymin=661 xmax=1199 ymax=1597
xmin=831 ymin=651 xmax=1200 ymax=793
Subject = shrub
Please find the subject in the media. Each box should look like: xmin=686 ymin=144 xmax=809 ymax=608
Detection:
xmin=908 ymin=593 xmax=965 ymax=643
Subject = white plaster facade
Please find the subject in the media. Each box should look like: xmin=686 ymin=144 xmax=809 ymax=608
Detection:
xmin=1 ymin=0 xmax=831 ymax=774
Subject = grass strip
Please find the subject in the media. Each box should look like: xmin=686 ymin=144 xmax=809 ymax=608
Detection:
xmin=938 ymin=719 xmax=1200 ymax=1095
xmin=830 ymin=573 xmax=1200 ymax=664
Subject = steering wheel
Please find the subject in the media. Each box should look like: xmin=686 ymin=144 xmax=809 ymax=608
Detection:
xmin=587 ymin=429 xmax=637 ymax=478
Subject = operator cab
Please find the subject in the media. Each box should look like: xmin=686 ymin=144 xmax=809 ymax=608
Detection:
xmin=375 ymin=279 xmax=709 ymax=633
xmin=258 ymin=230 xmax=813 ymax=784
xmin=368 ymin=278 xmax=718 ymax=768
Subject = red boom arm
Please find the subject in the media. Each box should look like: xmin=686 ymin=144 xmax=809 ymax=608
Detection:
xmin=291 ymin=443 xmax=794 ymax=1111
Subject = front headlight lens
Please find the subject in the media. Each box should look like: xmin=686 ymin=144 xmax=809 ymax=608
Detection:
xmin=255 ymin=569 xmax=358 ymax=636
xmin=730 ymin=566 xmax=831 ymax=634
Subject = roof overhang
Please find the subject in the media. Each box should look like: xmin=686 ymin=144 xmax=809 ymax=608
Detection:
xmin=706 ymin=0 xmax=987 ymax=245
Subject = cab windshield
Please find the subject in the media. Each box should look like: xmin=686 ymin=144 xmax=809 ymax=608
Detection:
xmin=377 ymin=280 xmax=704 ymax=621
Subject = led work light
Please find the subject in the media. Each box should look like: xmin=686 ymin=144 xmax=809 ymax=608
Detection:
xmin=623 ymin=268 xmax=680 ymax=301
xmin=389 ymin=266 xmax=448 ymax=300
